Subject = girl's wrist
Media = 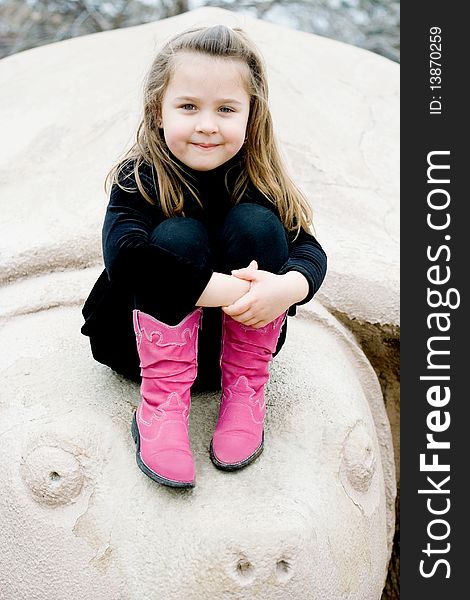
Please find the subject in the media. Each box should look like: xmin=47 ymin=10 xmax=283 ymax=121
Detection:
xmin=225 ymin=273 xmax=251 ymax=305
xmin=281 ymin=270 xmax=309 ymax=305
xmin=196 ymin=272 xmax=250 ymax=307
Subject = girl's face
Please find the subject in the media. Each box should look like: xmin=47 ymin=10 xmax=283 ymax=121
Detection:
xmin=160 ymin=52 xmax=251 ymax=171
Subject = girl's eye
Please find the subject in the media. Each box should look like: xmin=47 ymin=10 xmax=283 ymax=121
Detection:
xmin=219 ymin=106 xmax=234 ymax=113
xmin=180 ymin=104 xmax=196 ymax=110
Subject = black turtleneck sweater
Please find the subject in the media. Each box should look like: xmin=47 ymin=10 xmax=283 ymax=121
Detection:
xmin=101 ymin=155 xmax=327 ymax=314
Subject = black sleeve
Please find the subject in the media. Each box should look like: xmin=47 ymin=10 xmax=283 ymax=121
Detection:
xmin=279 ymin=227 xmax=328 ymax=306
xmin=102 ymin=170 xmax=213 ymax=301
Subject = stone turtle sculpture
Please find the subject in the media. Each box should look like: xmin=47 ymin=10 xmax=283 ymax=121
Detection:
xmin=0 ymin=6 xmax=397 ymax=599
xmin=0 ymin=288 xmax=393 ymax=599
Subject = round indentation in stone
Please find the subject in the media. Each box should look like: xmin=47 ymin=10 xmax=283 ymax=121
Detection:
xmin=20 ymin=445 xmax=85 ymax=506
xmin=276 ymin=558 xmax=293 ymax=583
xmin=49 ymin=470 xmax=61 ymax=482
xmin=236 ymin=558 xmax=253 ymax=576
xmin=232 ymin=557 xmax=255 ymax=584
xmin=341 ymin=421 xmax=376 ymax=493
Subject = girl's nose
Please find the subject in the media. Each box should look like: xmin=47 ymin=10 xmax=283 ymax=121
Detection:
xmin=195 ymin=113 xmax=219 ymax=134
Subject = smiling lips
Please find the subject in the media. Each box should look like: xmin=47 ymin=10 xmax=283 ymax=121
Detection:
xmin=191 ymin=142 xmax=220 ymax=149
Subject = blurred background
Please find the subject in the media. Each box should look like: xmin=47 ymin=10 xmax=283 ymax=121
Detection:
xmin=0 ymin=0 xmax=399 ymax=62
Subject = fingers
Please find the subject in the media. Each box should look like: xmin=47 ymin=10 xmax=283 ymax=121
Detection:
xmin=244 ymin=317 xmax=266 ymax=328
xmin=230 ymin=269 xmax=255 ymax=282
xmin=221 ymin=308 xmax=267 ymax=328
xmin=231 ymin=259 xmax=258 ymax=280
xmin=222 ymin=302 xmax=266 ymax=327
xmin=222 ymin=300 xmax=251 ymax=317
xmin=251 ymin=320 xmax=267 ymax=329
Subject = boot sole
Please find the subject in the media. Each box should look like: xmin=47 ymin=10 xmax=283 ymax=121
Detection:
xmin=209 ymin=433 xmax=264 ymax=471
xmin=131 ymin=413 xmax=195 ymax=489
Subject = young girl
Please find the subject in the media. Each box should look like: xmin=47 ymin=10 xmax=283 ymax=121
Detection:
xmin=81 ymin=24 xmax=327 ymax=489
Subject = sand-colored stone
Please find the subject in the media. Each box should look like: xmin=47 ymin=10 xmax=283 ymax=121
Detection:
xmin=1 ymin=293 xmax=393 ymax=599
xmin=0 ymin=7 xmax=398 ymax=599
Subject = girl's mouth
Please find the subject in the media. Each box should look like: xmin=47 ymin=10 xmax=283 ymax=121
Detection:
xmin=192 ymin=143 xmax=219 ymax=150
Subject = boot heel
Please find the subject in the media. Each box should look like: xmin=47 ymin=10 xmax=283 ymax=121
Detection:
xmin=131 ymin=411 xmax=139 ymax=445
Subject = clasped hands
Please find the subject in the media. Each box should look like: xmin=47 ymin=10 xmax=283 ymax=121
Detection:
xmin=222 ymin=260 xmax=307 ymax=329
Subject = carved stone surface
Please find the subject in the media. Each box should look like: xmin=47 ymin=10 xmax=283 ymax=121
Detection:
xmin=0 ymin=6 xmax=398 ymax=599
xmin=0 ymin=293 xmax=394 ymax=599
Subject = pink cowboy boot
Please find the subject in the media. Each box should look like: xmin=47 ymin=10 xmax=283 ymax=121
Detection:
xmin=210 ymin=311 xmax=287 ymax=470
xmin=131 ymin=308 xmax=202 ymax=488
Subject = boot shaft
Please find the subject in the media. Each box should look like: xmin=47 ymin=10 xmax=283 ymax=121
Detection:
xmin=220 ymin=312 xmax=286 ymax=392
xmin=134 ymin=308 xmax=202 ymax=368
xmin=133 ymin=308 xmax=202 ymax=405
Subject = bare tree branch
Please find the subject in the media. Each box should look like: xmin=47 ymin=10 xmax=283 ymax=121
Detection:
xmin=77 ymin=0 xmax=109 ymax=32
xmin=0 ymin=0 xmax=399 ymax=61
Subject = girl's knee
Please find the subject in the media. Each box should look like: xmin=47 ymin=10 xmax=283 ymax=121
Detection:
xmin=219 ymin=203 xmax=288 ymax=271
xmin=149 ymin=217 xmax=210 ymax=260
xmin=223 ymin=203 xmax=286 ymax=245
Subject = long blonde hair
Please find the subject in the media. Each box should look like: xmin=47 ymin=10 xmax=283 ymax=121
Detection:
xmin=107 ymin=24 xmax=313 ymax=234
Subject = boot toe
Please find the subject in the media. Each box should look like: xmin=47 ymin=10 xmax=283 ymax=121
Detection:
xmin=211 ymin=431 xmax=263 ymax=469
xmin=143 ymin=449 xmax=195 ymax=485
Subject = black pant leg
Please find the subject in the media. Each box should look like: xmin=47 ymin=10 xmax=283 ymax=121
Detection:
xmin=134 ymin=217 xmax=213 ymax=325
xmin=84 ymin=217 xmax=214 ymax=382
xmin=216 ymin=203 xmax=289 ymax=273
xmin=216 ymin=203 xmax=290 ymax=356
xmin=132 ymin=216 xmax=222 ymax=390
